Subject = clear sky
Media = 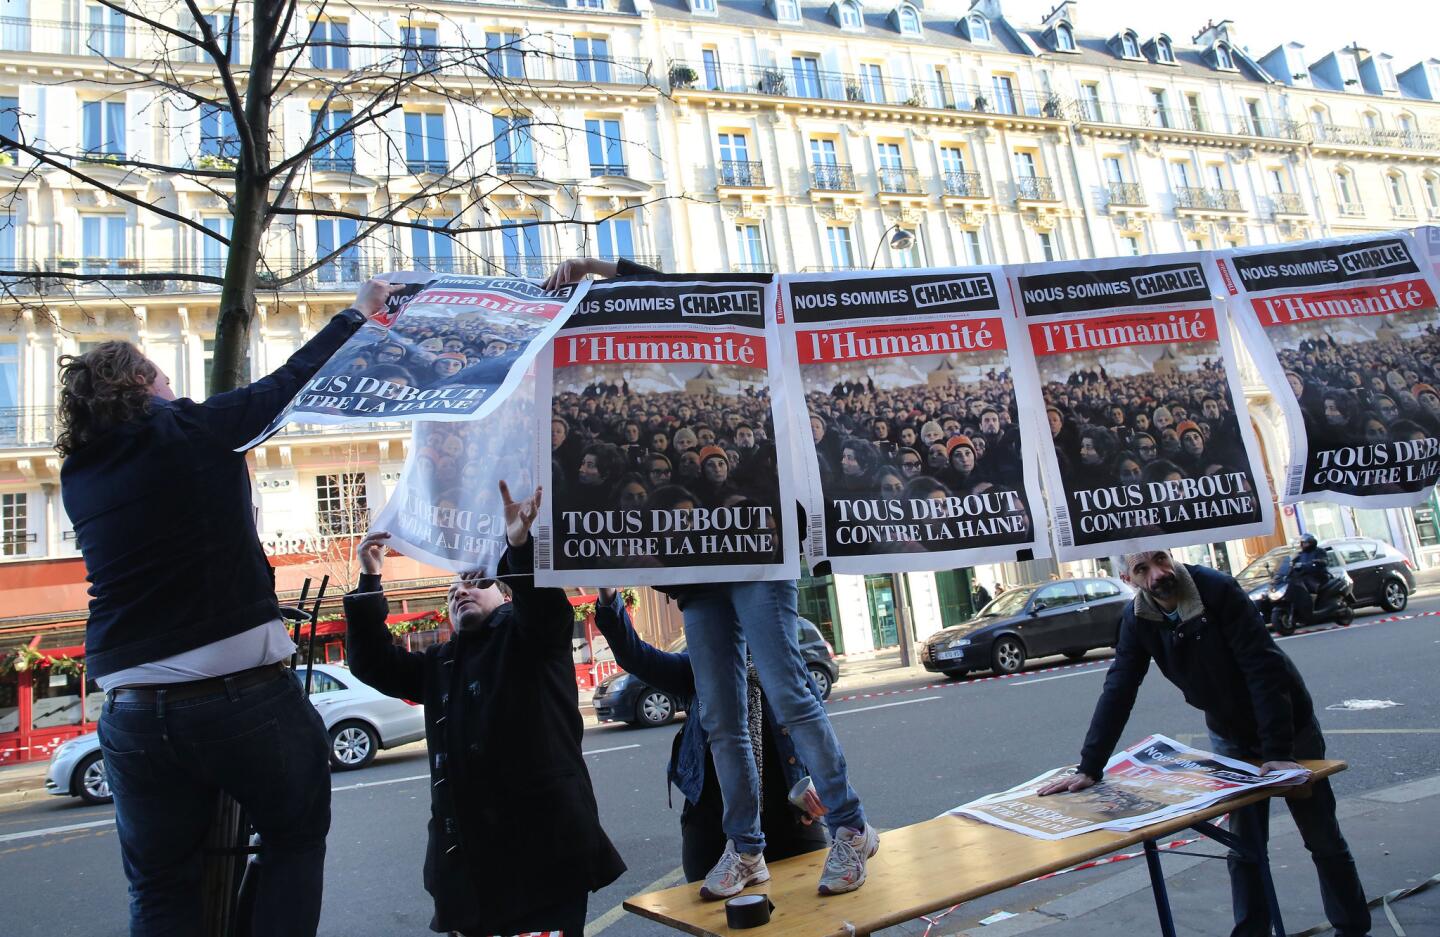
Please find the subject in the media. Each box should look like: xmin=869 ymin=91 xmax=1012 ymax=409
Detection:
xmin=1013 ymin=1 xmax=1439 ymax=69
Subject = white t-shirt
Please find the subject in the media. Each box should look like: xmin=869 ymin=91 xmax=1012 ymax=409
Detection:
xmin=96 ymin=619 xmax=297 ymax=691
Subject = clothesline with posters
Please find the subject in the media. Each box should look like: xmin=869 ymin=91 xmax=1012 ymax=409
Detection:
xmin=246 ymin=228 xmax=1440 ymax=581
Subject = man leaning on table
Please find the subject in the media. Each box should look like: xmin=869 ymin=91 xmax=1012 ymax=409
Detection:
xmin=1038 ymin=550 xmax=1370 ymax=937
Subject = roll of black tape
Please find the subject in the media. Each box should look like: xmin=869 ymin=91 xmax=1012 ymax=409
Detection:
xmin=725 ymin=894 xmax=774 ymax=929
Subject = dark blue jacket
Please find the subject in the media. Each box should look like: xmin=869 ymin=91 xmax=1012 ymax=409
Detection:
xmin=62 ymin=311 xmax=363 ymax=678
xmin=1078 ymin=564 xmax=1314 ymax=778
xmin=1290 ymin=545 xmax=1329 ymax=581
xmin=592 ymin=592 xmax=814 ymax=805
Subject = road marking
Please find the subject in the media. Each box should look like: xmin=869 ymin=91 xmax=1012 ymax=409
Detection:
xmin=0 ymin=818 xmax=114 ymax=844
xmin=331 ymin=773 xmax=429 ymax=793
xmin=1008 ymin=667 xmax=1109 ymax=687
xmin=829 ymin=695 xmax=941 ymax=717
xmin=585 ymin=865 xmax=686 ymax=937
xmin=583 ymin=744 xmax=641 ymax=756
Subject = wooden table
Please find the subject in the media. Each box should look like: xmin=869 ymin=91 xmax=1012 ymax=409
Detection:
xmin=624 ymin=759 xmax=1344 ymax=937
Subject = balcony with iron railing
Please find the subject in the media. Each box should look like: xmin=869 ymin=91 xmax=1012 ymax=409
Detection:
xmin=312 ymin=156 xmax=357 ymax=172
xmin=1015 ymin=176 xmax=1059 ymax=201
xmin=718 ymin=160 xmax=767 ymax=187
xmin=496 ymin=160 xmax=538 ymax=176
xmin=589 ymin=162 xmax=628 ymax=177
xmin=1106 ymin=181 xmax=1146 ymax=206
xmin=1337 ymin=201 xmax=1366 ymax=217
xmin=499 ymin=254 xmax=662 ymax=278
xmin=1392 ymin=203 xmax=1419 ymax=220
xmin=1312 ymin=124 xmax=1440 ymax=152
xmin=0 ymin=408 xmax=57 ymax=449
xmin=668 ymin=59 xmax=1065 ymax=119
xmin=877 ymin=167 xmax=923 ymax=195
xmin=810 ymin=163 xmax=858 ymax=192
xmin=1233 ymin=115 xmax=1307 ymax=141
xmin=942 ymin=172 xmax=986 ymax=198
xmin=1270 ymin=192 xmax=1306 ymax=215
xmin=731 ymin=262 xmax=775 ymax=273
xmin=406 ymin=159 xmax=449 ymax=175
xmin=1174 ymin=186 xmax=1244 ymax=212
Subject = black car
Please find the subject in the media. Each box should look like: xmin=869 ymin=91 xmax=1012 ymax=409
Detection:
xmin=920 ymin=578 xmax=1133 ymax=679
xmin=1236 ymin=536 xmax=1416 ymax=615
xmin=592 ymin=617 xmax=840 ymax=727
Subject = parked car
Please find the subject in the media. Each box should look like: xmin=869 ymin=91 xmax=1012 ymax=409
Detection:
xmin=921 ymin=578 xmax=1134 ymax=679
xmin=1236 ymin=536 xmax=1415 ymax=617
xmin=592 ymin=617 xmax=840 ymax=728
xmin=45 ymin=663 xmax=426 ymax=805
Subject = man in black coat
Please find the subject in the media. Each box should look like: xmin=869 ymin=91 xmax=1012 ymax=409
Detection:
xmin=59 ymin=277 xmax=400 ymax=937
xmin=1038 ymin=551 xmax=1369 ymax=937
xmin=346 ymin=481 xmax=624 ymax=936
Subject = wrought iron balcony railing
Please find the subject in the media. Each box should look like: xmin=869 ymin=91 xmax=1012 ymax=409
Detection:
xmin=1174 ymin=186 xmax=1243 ymax=212
xmin=718 ymin=160 xmax=766 ymax=187
xmin=1015 ymin=176 xmax=1058 ymax=201
xmin=810 ymin=163 xmax=857 ymax=191
xmin=1270 ymin=192 xmax=1306 ymax=215
xmin=877 ymin=167 xmax=922 ymax=195
xmin=496 ymin=160 xmax=537 ymax=176
xmin=1106 ymin=181 xmax=1146 ymax=206
xmin=942 ymin=172 xmax=985 ymax=198
xmin=0 ymin=408 xmax=57 ymax=449
xmin=589 ymin=162 xmax=628 ymax=177
xmin=406 ymin=159 xmax=449 ymax=175
xmin=312 ymin=156 xmax=356 ymax=172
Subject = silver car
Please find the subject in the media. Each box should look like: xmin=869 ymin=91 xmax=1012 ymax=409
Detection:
xmin=46 ymin=663 xmax=426 ymax=804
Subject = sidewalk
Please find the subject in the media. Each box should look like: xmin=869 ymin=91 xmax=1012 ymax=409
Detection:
xmin=916 ymin=772 xmax=1440 ymax=937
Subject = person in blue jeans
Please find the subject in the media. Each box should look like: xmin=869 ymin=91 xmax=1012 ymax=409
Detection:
xmin=592 ymin=588 xmax=829 ymax=882
xmin=59 ymin=278 xmax=402 ymax=936
xmin=1039 ymin=551 xmax=1369 ymax=937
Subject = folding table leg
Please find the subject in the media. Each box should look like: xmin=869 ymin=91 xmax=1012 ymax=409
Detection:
xmin=1191 ymin=811 xmax=1287 ymax=937
xmin=1142 ymin=839 xmax=1179 ymax=937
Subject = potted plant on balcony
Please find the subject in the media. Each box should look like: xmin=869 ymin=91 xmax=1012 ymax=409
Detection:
xmin=846 ymin=81 xmax=864 ymax=102
xmin=669 ymin=64 xmax=698 ymax=89
xmin=759 ymin=68 xmax=787 ymax=96
xmin=972 ymin=92 xmax=989 ymax=113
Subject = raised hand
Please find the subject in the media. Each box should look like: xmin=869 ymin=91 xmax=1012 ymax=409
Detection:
xmin=499 ymin=480 xmax=543 ymax=547
xmin=353 ymin=279 xmax=408 ymax=319
xmin=541 ymin=258 xmax=618 ymax=292
xmin=356 ymin=530 xmax=392 ymax=576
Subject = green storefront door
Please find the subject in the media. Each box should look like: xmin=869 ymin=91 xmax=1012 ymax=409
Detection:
xmin=864 ymin=575 xmax=899 ymax=648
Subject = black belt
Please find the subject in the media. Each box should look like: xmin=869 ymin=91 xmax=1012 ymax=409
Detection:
xmin=108 ymin=662 xmax=288 ymax=704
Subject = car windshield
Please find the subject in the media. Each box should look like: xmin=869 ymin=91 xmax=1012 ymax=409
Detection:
xmin=1237 ymin=546 xmax=1295 ymax=585
xmin=979 ymin=587 xmax=1035 ymax=617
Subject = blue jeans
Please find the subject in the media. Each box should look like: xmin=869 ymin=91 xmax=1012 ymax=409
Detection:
xmin=682 ymin=579 xmax=864 ymax=854
xmin=1209 ymin=722 xmax=1370 ymax=937
xmin=99 ymin=669 xmax=332 ymax=937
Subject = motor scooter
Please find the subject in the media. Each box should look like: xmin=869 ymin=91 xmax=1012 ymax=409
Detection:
xmin=1260 ymin=559 xmax=1354 ymax=636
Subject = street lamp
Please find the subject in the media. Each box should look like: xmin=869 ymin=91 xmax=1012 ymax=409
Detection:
xmin=869 ymin=224 xmax=916 ymax=269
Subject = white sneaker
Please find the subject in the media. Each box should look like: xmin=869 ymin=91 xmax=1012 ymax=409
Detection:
xmin=699 ymin=840 xmax=770 ymax=901
xmin=817 ymin=823 xmax=879 ymax=896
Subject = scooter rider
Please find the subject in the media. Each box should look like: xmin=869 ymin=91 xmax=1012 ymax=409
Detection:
xmin=1287 ymin=534 xmax=1328 ymax=625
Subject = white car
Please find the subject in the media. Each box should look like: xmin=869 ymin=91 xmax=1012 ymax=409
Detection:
xmin=45 ymin=663 xmax=426 ymax=804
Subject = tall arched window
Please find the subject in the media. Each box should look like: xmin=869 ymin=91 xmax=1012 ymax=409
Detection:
xmin=1422 ymin=173 xmax=1440 ymax=215
xmin=1216 ymin=44 xmax=1234 ymax=69
xmin=1055 ymin=24 xmax=1075 ymax=51
xmin=968 ymin=15 xmax=991 ymax=43
xmin=1387 ymin=172 xmax=1410 ymax=209
xmin=1120 ymin=32 xmax=1139 ymax=58
xmin=1335 ymin=168 xmax=1358 ymax=211
xmin=1155 ymin=37 xmax=1174 ymax=63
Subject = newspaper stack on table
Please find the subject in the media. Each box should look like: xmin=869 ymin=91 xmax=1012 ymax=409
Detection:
xmin=950 ymin=734 xmax=1309 ymax=840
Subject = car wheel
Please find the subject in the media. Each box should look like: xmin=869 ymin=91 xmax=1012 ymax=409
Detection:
xmin=991 ymin=636 xmax=1026 ymax=675
xmin=329 ymin=721 xmax=378 ymax=771
xmin=807 ymin=665 xmax=833 ymax=700
xmin=75 ymin=751 xmax=113 ymax=805
xmin=1063 ymin=650 xmax=1087 ymax=661
xmin=941 ymin=669 xmax=969 ymax=681
xmin=635 ymin=689 xmax=678 ymax=727
xmin=1380 ymin=579 xmax=1409 ymax=612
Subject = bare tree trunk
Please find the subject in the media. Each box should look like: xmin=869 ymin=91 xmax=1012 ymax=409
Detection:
xmin=208 ymin=177 xmax=267 ymax=395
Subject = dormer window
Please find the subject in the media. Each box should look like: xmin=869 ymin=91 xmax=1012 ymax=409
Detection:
xmin=897 ymin=4 xmax=922 ymax=36
xmin=1380 ymin=60 xmax=1398 ymax=90
xmin=1054 ymin=23 xmax=1075 ymax=52
xmin=838 ymin=1 xmax=863 ymax=31
xmin=775 ymin=0 xmax=800 ymax=22
xmin=967 ymin=14 xmax=991 ymax=43
xmin=1155 ymin=36 xmax=1174 ymax=63
xmin=1120 ymin=32 xmax=1140 ymax=59
xmin=1215 ymin=43 xmax=1235 ymax=70
xmin=691 ymin=0 xmax=717 ymax=13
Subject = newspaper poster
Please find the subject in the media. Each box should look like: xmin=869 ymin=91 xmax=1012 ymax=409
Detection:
xmin=1416 ymin=225 xmax=1440 ymax=281
xmin=1217 ymin=232 xmax=1440 ymax=508
xmin=534 ymin=274 xmax=799 ymax=587
xmin=776 ymin=269 xmax=1049 ymax=574
xmin=950 ymin=734 xmax=1307 ymax=840
xmin=369 ymin=378 xmax=539 ymax=574
xmin=1012 ymin=254 xmax=1273 ymax=561
xmin=240 ymin=277 xmax=588 ymax=449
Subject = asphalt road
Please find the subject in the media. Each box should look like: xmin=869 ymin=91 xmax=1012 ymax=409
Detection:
xmin=2 ymin=600 xmax=1436 ymax=937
